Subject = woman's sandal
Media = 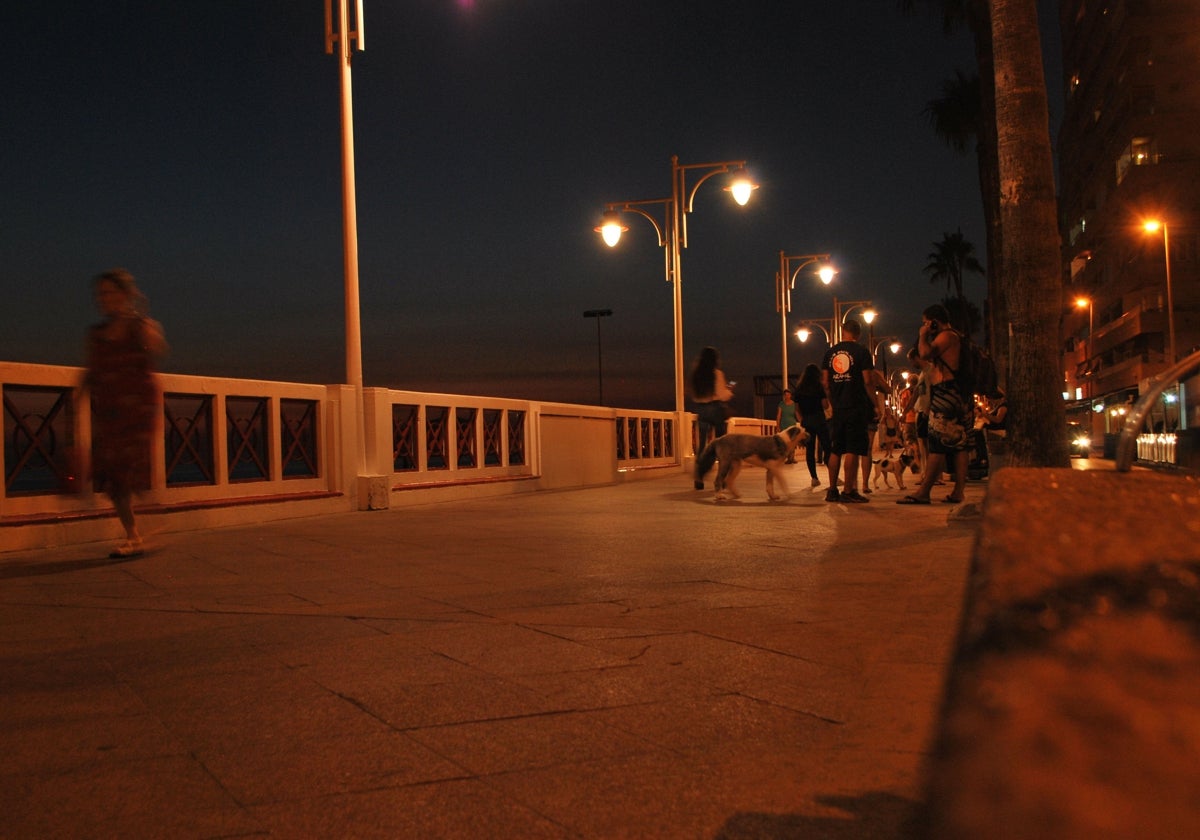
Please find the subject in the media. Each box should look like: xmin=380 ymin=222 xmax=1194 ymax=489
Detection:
xmin=896 ymin=495 xmax=931 ymax=505
xmin=941 ymin=495 xmax=965 ymax=504
xmin=109 ymin=540 xmax=145 ymax=559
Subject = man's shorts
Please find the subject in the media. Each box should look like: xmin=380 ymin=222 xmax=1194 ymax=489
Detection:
xmin=828 ymin=409 xmax=870 ymax=457
xmin=927 ymin=381 xmax=974 ymax=455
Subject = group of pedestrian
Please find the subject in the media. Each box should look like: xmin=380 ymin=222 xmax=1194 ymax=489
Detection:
xmin=693 ymin=302 xmax=984 ymax=507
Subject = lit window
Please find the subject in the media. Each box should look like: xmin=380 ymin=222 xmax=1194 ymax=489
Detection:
xmin=1115 ymin=136 xmax=1157 ymax=184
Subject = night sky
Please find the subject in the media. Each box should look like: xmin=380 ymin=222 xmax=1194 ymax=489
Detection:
xmin=1 ymin=1 xmax=1062 ymax=413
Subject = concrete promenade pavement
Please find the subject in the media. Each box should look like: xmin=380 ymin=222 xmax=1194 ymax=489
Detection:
xmin=0 ymin=462 xmax=984 ymax=839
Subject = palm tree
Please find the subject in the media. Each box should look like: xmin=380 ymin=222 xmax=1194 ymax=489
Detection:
xmin=990 ymin=0 xmax=1069 ymax=467
xmin=924 ymin=229 xmax=984 ymax=302
xmin=925 ymin=69 xmax=979 ymax=156
xmin=903 ymin=0 xmax=1065 ymax=467
xmin=941 ymin=295 xmax=983 ymax=339
xmin=902 ymin=0 xmax=1007 ymax=385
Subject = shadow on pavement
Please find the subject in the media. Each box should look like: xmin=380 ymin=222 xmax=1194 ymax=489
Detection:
xmin=715 ymin=791 xmax=919 ymax=840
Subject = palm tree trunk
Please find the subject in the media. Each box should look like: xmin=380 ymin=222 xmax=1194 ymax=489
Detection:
xmin=990 ymin=0 xmax=1069 ymax=466
xmin=974 ymin=32 xmax=1008 ymax=387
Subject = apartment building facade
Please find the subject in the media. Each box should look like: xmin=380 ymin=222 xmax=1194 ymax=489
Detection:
xmin=1057 ymin=0 xmax=1200 ymax=445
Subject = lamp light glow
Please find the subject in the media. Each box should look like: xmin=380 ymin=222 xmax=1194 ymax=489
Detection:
xmin=595 ymin=211 xmax=628 ymax=247
xmin=817 ymin=265 xmax=836 ymax=285
xmin=725 ymin=174 xmax=758 ymax=206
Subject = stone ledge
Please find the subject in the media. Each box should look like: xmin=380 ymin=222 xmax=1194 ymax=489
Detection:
xmin=919 ymin=467 xmax=1200 ymax=839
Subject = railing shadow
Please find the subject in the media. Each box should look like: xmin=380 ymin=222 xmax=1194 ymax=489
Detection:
xmin=715 ymin=791 xmax=919 ymax=840
xmin=0 ymin=554 xmax=137 ymax=579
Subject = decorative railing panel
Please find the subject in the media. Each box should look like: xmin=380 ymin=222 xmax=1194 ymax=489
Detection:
xmin=227 ymin=396 xmax=269 ymax=482
xmin=483 ymin=408 xmax=503 ymax=467
xmin=392 ymin=404 xmax=418 ymax=472
xmin=281 ymin=398 xmax=319 ymax=478
xmin=375 ymin=390 xmax=531 ymax=483
xmin=507 ymin=409 xmax=526 ymax=466
xmin=165 ymin=393 xmax=215 ymax=486
xmin=614 ymin=410 xmax=676 ymax=469
xmin=426 ymin=405 xmax=449 ymax=470
xmin=3 ymin=385 xmax=76 ymax=494
xmin=456 ymin=407 xmax=478 ymax=468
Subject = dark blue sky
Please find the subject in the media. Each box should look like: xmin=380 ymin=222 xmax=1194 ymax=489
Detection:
xmin=1 ymin=1 xmax=1061 ymax=411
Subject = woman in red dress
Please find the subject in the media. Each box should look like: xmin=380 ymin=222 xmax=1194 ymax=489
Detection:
xmin=83 ymin=269 xmax=167 ymax=558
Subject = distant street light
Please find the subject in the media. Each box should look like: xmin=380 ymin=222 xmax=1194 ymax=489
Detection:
xmin=869 ymin=335 xmax=902 ymax=377
xmin=596 ymin=156 xmax=757 ymax=433
xmin=796 ymin=319 xmax=834 ymax=346
xmin=775 ymin=251 xmax=834 ymax=389
xmin=583 ymin=309 xmax=612 ymax=405
xmin=833 ymin=299 xmax=874 ymax=343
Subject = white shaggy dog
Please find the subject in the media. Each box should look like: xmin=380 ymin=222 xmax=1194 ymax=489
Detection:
xmin=694 ymin=425 xmax=807 ymax=501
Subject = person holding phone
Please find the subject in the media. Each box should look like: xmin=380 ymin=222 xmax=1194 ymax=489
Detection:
xmin=897 ymin=303 xmax=972 ymax=505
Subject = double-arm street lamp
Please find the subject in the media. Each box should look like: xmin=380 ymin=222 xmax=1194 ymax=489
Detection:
xmin=834 ymin=299 xmax=875 ymax=343
xmin=869 ymin=335 xmax=902 ymax=377
xmin=776 ymin=252 xmax=835 ymax=388
xmin=596 ymin=156 xmax=756 ymax=421
xmin=796 ymin=319 xmax=835 ymax=348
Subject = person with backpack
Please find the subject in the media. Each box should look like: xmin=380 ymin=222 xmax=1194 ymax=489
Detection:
xmin=897 ymin=304 xmax=973 ymax=505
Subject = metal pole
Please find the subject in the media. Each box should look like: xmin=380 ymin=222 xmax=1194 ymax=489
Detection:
xmin=1164 ymin=222 xmax=1176 ymax=367
xmin=778 ymin=269 xmax=789 ymax=389
xmin=583 ymin=309 xmax=611 ymax=405
xmin=1087 ymin=301 xmax=1094 ymax=400
xmin=596 ymin=316 xmax=603 ymax=405
xmin=670 ymin=157 xmax=685 ymax=419
xmin=330 ymin=0 xmax=366 ymax=473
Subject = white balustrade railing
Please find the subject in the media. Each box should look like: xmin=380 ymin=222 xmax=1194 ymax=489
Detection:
xmin=1 ymin=362 xmax=691 ymax=550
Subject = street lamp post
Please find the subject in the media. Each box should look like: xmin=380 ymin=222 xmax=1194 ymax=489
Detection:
xmin=833 ymin=299 xmax=874 ymax=343
xmin=1075 ymin=296 xmax=1093 ymax=399
xmin=1143 ymin=220 xmax=1176 ymax=366
xmin=869 ymin=335 xmax=902 ymax=377
xmin=597 ymin=156 xmax=756 ymax=441
xmin=776 ymin=252 xmax=834 ymax=390
xmin=325 ymin=0 xmax=369 ymax=480
xmin=583 ymin=309 xmax=612 ymax=405
xmin=796 ymin=319 xmax=835 ymax=347
xmin=1143 ymin=219 xmax=1185 ymax=430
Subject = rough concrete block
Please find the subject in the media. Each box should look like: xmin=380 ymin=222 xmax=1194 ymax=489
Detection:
xmin=920 ymin=467 xmax=1200 ymax=840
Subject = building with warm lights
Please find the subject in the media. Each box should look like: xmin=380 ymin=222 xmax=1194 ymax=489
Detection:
xmin=1057 ymin=0 xmax=1200 ymax=451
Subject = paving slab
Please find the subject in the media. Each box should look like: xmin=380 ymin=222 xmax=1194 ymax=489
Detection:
xmin=1 ymin=464 xmax=978 ymax=838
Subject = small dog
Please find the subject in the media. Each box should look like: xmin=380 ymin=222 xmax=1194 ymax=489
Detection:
xmin=694 ymin=425 xmax=807 ymax=501
xmin=873 ymin=446 xmax=916 ymax=490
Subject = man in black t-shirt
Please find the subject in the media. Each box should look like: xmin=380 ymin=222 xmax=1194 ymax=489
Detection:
xmin=820 ymin=318 xmax=874 ymax=504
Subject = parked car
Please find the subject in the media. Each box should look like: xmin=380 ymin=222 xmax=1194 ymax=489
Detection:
xmin=1067 ymin=422 xmax=1091 ymax=458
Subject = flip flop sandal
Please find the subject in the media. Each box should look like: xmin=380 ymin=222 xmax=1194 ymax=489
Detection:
xmin=896 ymin=495 xmax=931 ymax=505
xmin=941 ymin=496 xmax=965 ymax=504
xmin=109 ymin=540 xmax=145 ymax=559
